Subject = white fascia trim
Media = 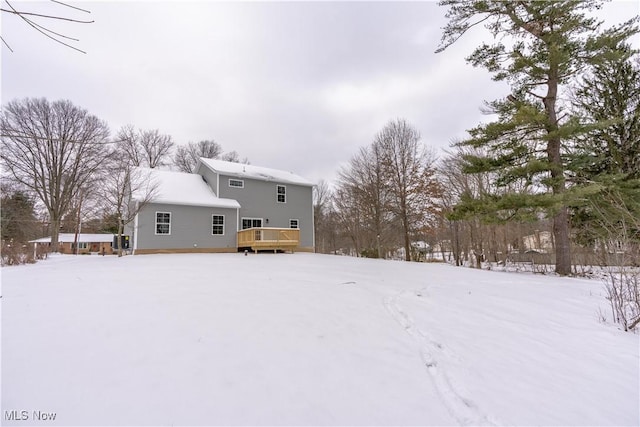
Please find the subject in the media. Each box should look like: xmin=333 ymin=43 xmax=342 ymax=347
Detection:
xmin=133 ymin=204 xmax=139 ymax=254
xmin=310 ymin=191 xmax=315 ymax=250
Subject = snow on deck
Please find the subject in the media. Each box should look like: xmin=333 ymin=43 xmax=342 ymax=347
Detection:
xmin=2 ymin=254 xmax=638 ymax=426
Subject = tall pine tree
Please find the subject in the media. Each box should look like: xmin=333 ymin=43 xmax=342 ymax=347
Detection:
xmin=437 ymin=0 xmax=638 ymax=275
xmin=571 ymin=46 xmax=640 ymax=244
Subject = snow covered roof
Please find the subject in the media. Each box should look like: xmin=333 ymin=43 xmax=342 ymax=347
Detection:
xmin=141 ymin=168 xmax=240 ymax=209
xmin=30 ymin=234 xmax=114 ymax=243
xmin=198 ymin=158 xmax=313 ymax=187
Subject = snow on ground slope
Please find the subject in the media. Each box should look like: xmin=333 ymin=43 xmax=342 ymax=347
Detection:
xmin=1 ymin=253 xmax=638 ymax=426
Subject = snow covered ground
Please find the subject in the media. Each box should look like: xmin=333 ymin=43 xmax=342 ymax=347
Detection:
xmin=2 ymin=253 xmax=638 ymax=426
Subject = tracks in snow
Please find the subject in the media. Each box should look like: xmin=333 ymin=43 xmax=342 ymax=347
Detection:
xmin=383 ymin=289 xmax=496 ymax=426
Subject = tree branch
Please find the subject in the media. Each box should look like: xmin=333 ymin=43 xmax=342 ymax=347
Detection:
xmin=0 ymin=35 xmax=13 ymax=52
xmin=23 ymin=15 xmax=81 ymax=41
xmin=0 ymin=7 xmax=93 ymax=23
xmin=436 ymin=14 xmax=496 ymax=53
xmin=2 ymin=0 xmax=93 ymax=53
xmin=50 ymin=0 xmax=91 ymax=14
xmin=1 ymin=133 xmax=115 ymax=145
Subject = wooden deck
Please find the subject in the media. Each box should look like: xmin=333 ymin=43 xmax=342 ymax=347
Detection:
xmin=237 ymin=227 xmax=300 ymax=253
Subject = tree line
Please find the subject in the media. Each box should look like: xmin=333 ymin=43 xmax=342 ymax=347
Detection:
xmin=314 ymin=1 xmax=639 ymax=277
xmin=0 ymin=97 xmax=247 ymax=253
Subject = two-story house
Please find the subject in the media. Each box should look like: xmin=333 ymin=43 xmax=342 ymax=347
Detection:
xmin=130 ymin=158 xmax=314 ymax=254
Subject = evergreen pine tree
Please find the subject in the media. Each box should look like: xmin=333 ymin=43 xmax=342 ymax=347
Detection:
xmin=1 ymin=189 xmax=40 ymax=243
xmin=437 ymin=0 xmax=639 ymax=275
xmin=571 ymin=47 xmax=640 ymax=244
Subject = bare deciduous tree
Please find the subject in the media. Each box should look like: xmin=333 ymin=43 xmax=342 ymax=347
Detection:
xmin=313 ymin=179 xmax=331 ymax=254
xmin=174 ymin=140 xmax=248 ymax=172
xmin=174 ymin=140 xmax=223 ymax=173
xmin=439 ymin=147 xmax=496 ymax=268
xmin=100 ymin=154 xmax=158 ymax=257
xmin=377 ymin=119 xmax=441 ymax=261
xmin=220 ymin=150 xmax=248 ymax=164
xmin=338 ymin=143 xmax=392 ymax=258
xmin=1 ymin=97 xmax=110 ymax=252
xmin=115 ymin=125 xmax=174 ymax=169
xmin=139 ymin=129 xmax=174 ymax=169
xmin=438 ymin=146 xmax=548 ymax=269
xmin=333 ymin=184 xmax=365 ymax=257
xmin=115 ymin=125 xmax=142 ymax=166
xmin=333 ymin=119 xmax=441 ymax=260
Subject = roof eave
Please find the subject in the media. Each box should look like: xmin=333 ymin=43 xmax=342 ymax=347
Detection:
xmin=200 ymin=159 xmax=314 ymax=187
xmin=216 ymin=170 xmax=314 ymax=187
xmin=148 ymin=199 xmax=241 ymax=209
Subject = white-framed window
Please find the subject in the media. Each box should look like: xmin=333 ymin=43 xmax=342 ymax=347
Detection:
xmin=241 ymin=218 xmax=263 ymax=230
xmin=155 ymin=212 xmax=171 ymax=235
xmin=212 ymin=214 xmax=225 ymax=235
xmin=289 ymin=219 xmax=299 ymax=229
xmin=229 ymin=178 xmax=244 ymax=188
xmin=78 ymin=242 xmax=88 ymax=249
xmin=277 ymin=185 xmax=286 ymax=203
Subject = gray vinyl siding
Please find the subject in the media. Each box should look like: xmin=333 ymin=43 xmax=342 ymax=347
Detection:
xmin=195 ymin=163 xmax=220 ymax=195
xmin=217 ymin=174 xmax=314 ymax=248
xmin=133 ymin=202 xmax=238 ymax=250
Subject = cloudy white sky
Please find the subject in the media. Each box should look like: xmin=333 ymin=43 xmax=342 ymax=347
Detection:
xmin=2 ymin=1 xmax=638 ymax=185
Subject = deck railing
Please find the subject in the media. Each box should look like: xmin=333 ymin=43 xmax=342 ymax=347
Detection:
xmin=237 ymin=227 xmax=300 ymax=252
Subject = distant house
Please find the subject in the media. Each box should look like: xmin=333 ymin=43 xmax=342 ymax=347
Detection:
xmin=522 ymin=231 xmax=553 ymax=253
xmin=129 ymin=158 xmax=314 ymax=254
xmin=30 ymin=233 xmax=115 ymax=254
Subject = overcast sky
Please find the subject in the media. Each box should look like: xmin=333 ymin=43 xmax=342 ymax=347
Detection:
xmin=2 ymin=1 xmax=638 ymax=185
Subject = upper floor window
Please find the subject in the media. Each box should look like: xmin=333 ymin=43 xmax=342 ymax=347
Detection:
xmin=229 ymin=179 xmax=244 ymax=188
xmin=277 ymin=185 xmax=286 ymax=203
xmin=212 ymin=215 xmax=225 ymax=235
xmin=289 ymin=219 xmax=299 ymax=229
xmin=156 ymin=212 xmax=171 ymax=235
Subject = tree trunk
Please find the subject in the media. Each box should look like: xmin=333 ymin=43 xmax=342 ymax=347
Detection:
xmin=351 ymin=233 xmax=360 ymax=257
xmin=475 ymin=247 xmax=483 ymax=269
xmin=73 ymin=192 xmax=83 ymax=255
xmin=403 ymin=215 xmax=411 ymax=262
xmin=554 ymin=208 xmax=572 ymax=275
xmin=117 ymin=218 xmax=124 ymax=258
xmin=50 ymin=217 xmax=60 ymax=253
xmin=545 ymin=63 xmax=572 ymax=276
xmin=469 ymin=220 xmax=479 ymax=268
xmin=452 ymin=220 xmax=460 ymax=266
